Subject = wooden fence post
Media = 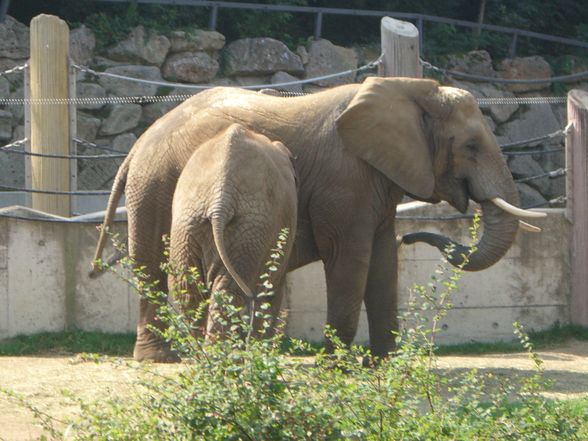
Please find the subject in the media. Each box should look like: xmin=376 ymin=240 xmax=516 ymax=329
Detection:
xmin=379 ymin=16 xmax=422 ymax=78
xmin=567 ymin=89 xmax=588 ymax=326
xmin=29 ymin=14 xmax=71 ymax=217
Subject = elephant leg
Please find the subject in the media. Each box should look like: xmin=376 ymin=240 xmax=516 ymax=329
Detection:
xmin=322 ymin=233 xmax=373 ymax=351
xmin=364 ymin=227 xmax=399 ymax=360
xmin=127 ymin=200 xmax=178 ymax=362
xmin=168 ymin=234 xmax=208 ymax=340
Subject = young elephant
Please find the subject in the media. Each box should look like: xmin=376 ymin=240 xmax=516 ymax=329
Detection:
xmin=168 ymin=124 xmax=297 ymax=339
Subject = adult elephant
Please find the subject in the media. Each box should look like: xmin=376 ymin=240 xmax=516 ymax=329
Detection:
xmin=93 ymin=77 xmax=542 ymax=362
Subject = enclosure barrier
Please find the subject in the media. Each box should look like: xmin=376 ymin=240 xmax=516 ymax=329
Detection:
xmin=0 ymin=15 xmax=584 ymax=340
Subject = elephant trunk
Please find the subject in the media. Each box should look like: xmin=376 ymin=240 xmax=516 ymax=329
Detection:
xmin=402 ymin=189 xmax=520 ymax=271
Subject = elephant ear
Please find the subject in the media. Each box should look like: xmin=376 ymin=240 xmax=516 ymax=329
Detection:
xmin=336 ymin=77 xmax=438 ymax=199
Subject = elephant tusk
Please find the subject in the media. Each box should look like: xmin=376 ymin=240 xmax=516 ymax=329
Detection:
xmin=519 ymin=220 xmax=542 ymax=233
xmin=491 ymin=197 xmax=547 ymax=218
xmin=397 ymin=201 xmax=431 ymax=213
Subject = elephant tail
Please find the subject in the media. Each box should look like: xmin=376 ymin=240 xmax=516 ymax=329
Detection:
xmin=89 ymin=151 xmax=133 ymax=278
xmin=211 ymin=215 xmax=255 ymax=300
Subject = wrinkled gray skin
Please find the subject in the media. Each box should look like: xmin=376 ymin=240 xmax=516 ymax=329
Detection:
xmin=93 ymin=77 xmax=520 ymax=362
xmin=168 ymin=124 xmax=297 ymax=340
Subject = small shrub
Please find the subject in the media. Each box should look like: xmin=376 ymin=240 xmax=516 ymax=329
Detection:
xmin=3 ymin=221 xmax=588 ymax=439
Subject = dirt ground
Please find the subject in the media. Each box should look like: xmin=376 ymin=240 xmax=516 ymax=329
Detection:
xmin=1 ymin=341 xmax=588 ymax=441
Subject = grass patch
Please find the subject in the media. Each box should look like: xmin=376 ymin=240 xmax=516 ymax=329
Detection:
xmin=2 ymin=324 xmax=586 ymax=358
xmin=0 ymin=331 xmax=135 ymax=356
xmin=436 ymin=324 xmax=588 ymax=355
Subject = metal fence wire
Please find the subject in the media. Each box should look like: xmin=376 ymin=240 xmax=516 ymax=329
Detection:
xmin=0 ymin=49 xmax=573 ymax=218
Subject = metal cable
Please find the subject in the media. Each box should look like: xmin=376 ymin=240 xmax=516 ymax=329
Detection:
xmin=515 ymin=168 xmax=566 ymax=184
xmin=422 ymin=59 xmax=588 ymax=84
xmin=500 ymin=129 xmax=565 ymax=149
xmin=0 ymin=147 xmax=126 ymax=159
xmin=73 ymin=138 xmax=129 ymax=154
xmin=0 ymin=185 xmax=111 ymax=195
xmin=503 ymin=147 xmax=564 ymax=157
xmin=72 ymin=55 xmax=383 ymax=91
xmin=0 ymin=63 xmax=27 ymax=77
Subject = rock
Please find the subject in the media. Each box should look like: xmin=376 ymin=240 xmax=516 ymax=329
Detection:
xmin=446 ymin=50 xmax=497 ymax=78
xmin=78 ymin=158 xmax=119 ymax=190
xmin=233 ymin=76 xmax=271 ymax=87
xmin=98 ymin=65 xmax=163 ymax=97
xmin=12 ymin=125 xmax=24 ymax=141
xmin=76 ymin=112 xmax=102 ymax=142
xmin=106 ymin=26 xmax=170 ymax=67
xmin=508 ymin=155 xmax=550 ymax=196
xmin=496 ymin=56 xmax=553 ymax=92
xmin=0 ymin=109 xmax=12 ymax=140
xmin=0 ymin=77 xmax=9 ymax=99
xmin=76 ymin=82 xmax=106 ymax=110
xmin=304 ymin=39 xmax=358 ymax=87
xmin=140 ymin=100 xmax=179 ymax=126
xmin=224 ymin=38 xmax=304 ymax=77
xmin=112 ymin=133 xmax=137 ymax=152
xmin=516 ymin=183 xmax=547 ymax=208
xmin=162 ymin=51 xmax=219 ymax=83
xmin=0 ymin=150 xmax=24 ymax=186
xmin=497 ymin=103 xmax=560 ymax=146
xmin=452 ymin=80 xmax=518 ymax=123
xmin=169 ymin=30 xmax=225 ymax=53
xmin=8 ymin=87 xmax=24 ymax=125
xmin=484 ymin=115 xmax=496 ymax=133
xmin=296 ymin=45 xmax=309 ymax=65
xmin=270 ymin=71 xmax=303 ymax=93
xmin=0 ymin=16 xmax=29 ymax=59
xmin=100 ymin=104 xmax=142 ymax=136
xmin=70 ymin=25 xmax=96 ymax=65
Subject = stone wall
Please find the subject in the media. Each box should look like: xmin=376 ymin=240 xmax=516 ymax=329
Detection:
xmin=0 ymin=16 xmax=581 ymax=207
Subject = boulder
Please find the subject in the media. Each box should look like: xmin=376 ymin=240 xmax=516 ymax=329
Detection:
xmin=304 ymin=39 xmax=358 ymax=87
xmin=106 ymin=26 xmax=170 ymax=67
xmin=271 ymin=71 xmax=303 ymax=93
xmin=0 ymin=16 xmax=29 ymax=59
xmin=496 ymin=56 xmax=552 ymax=92
xmin=100 ymin=104 xmax=142 ymax=136
xmin=446 ymin=50 xmax=497 ymax=78
xmin=452 ymin=80 xmax=518 ymax=123
xmin=76 ymin=82 xmax=107 ymax=110
xmin=141 ymin=100 xmax=180 ymax=126
xmin=497 ymin=103 xmax=560 ymax=146
xmin=0 ymin=150 xmax=24 ymax=186
xmin=0 ymin=76 xmax=9 ymax=99
xmin=76 ymin=112 xmax=102 ymax=143
xmin=8 ymin=87 xmax=24 ymax=125
xmin=162 ymin=51 xmax=219 ymax=83
xmin=98 ymin=65 xmax=163 ymax=97
xmin=296 ymin=45 xmax=309 ymax=65
xmin=111 ymin=133 xmax=137 ymax=152
xmin=516 ymin=183 xmax=547 ymax=208
xmin=70 ymin=25 xmax=96 ymax=65
xmin=508 ymin=155 xmax=550 ymax=196
xmin=0 ymin=109 xmax=12 ymax=141
xmin=224 ymin=38 xmax=304 ymax=77
xmin=169 ymin=30 xmax=225 ymax=53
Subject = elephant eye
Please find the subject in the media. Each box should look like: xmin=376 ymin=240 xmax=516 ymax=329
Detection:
xmin=464 ymin=143 xmax=478 ymax=153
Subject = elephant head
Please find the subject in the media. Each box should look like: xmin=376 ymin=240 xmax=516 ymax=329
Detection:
xmin=336 ymin=77 xmax=542 ymax=271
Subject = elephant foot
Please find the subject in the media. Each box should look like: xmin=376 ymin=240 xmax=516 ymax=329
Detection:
xmin=133 ymin=339 xmax=181 ymax=363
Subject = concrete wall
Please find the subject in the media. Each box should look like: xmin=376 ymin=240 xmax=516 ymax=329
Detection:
xmin=0 ymin=206 xmax=570 ymax=345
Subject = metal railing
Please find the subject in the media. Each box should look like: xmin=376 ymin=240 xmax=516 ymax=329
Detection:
xmin=91 ymin=0 xmax=588 ymax=57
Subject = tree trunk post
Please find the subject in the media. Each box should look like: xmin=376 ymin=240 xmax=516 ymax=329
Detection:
xmin=29 ymin=14 xmax=71 ymax=217
xmin=379 ymin=16 xmax=421 ymax=78
xmin=567 ymin=89 xmax=588 ymax=326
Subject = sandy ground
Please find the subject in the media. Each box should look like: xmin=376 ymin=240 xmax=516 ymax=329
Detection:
xmin=1 ymin=340 xmax=588 ymax=440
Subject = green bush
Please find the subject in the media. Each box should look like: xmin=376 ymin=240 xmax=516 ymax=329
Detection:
xmin=3 ymin=222 xmax=588 ymax=440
